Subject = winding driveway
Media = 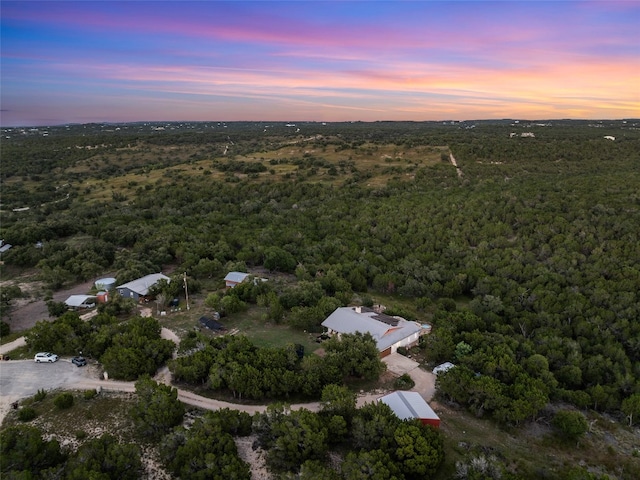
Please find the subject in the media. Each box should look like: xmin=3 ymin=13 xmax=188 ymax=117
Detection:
xmin=0 ymin=330 xmax=435 ymax=423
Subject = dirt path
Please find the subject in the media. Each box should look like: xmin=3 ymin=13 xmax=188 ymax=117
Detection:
xmin=4 ymin=277 xmax=100 ymax=333
xmin=450 ymin=152 xmax=464 ymax=178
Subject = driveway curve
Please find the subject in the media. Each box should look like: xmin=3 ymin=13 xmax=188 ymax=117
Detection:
xmin=1 ymin=336 xmax=435 ymax=424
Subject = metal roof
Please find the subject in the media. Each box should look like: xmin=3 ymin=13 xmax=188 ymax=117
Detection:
xmin=321 ymin=307 xmax=422 ymax=352
xmin=379 ymin=391 xmax=439 ymax=421
xmin=224 ymin=271 xmax=250 ymax=283
xmin=117 ymin=273 xmax=170 ymax=295
xmin=65 ymin=295 xmax=97 ymax=307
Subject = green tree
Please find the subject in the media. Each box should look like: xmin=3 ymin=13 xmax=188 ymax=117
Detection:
xmin=324 ymin=332 xmax=386 ymax=381
xmin=351 ymin=402 xmax=401 ymax=452
xmin=320 ymin=384 xmax=356 ymax=421
xmin=393 ymin=422 xmax=445 ymax=479
xmin=341 ymin=449 xmax=404 ymax=480
xmin=47 ymin=300 xmax=68 ymax=317
xmin=264 ymin=246 xmax=297 ymax=273
xmin=131 ymin=376 xmax=184 ymax=440
xmin=298 ymin=460 xmax=341 ymax=480
xmin=161 ymin=413 xmax=250 ymax=479
xmin=54 ymin=392 xmax=74 ymax=410
xmin=0 ymin=284 xmax=22 ymax=319
xmin=269 ymin=408 xmax=328 ymax=472
xmin=621 ymin=393 xmax=640 ymax=426
xmin=255 ymin=406 xmax=328 ymax=473
xmin=64 ymin=434 xmax=142 ymax=480
xmin=220 ymin=294 xmax=248 ymax=315
xmin=551 ymin=410 xmax=588 ymax=442
xmin=0 ymin=425 xmax=66 ymax=477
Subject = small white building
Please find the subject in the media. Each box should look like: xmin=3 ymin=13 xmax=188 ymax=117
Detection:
xmin=65 ymin=295 xmax=97 ymax=309
xmin=224 ymin=271 xmax=250 ymax=288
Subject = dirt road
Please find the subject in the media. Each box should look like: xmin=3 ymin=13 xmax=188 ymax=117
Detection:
xmin=4 ymin=278 xmax=100 ymax=333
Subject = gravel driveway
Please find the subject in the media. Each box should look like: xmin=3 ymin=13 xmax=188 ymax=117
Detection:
xmin=4 ymin=278 xmax=100 ymax=333
xmin=0 ymin=357 xmax=102 ymax=422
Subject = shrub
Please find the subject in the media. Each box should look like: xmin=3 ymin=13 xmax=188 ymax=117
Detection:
xmin=0 ymin=321 xmax=10 ymax=337
xmin=53 ymin=392 xmax=74 ymax=410
xmin=552 ymin=410 xmax=588 ymax=442
xmin=18 ymin=407 xmax=37 ymax=422
xmin=83 ymin=389 xmax=98 ymax=400
xmin=397 ymin=346 xmax=408 ymax=356
xmin=33 ymin=389 xmax=47 ymax=402
xmin=394 ymin=373 xmax=415 ymax=390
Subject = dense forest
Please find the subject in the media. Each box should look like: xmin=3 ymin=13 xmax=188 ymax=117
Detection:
xmin=1 ymin=119 xmax=639 ymax=477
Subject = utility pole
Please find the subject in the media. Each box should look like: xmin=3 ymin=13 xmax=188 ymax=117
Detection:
xmin=183 ymin=272 xmax=190 ymax=310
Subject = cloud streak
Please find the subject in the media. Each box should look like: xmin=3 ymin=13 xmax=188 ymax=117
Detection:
xmin=1 ymin=1 xmax=638 ymax=126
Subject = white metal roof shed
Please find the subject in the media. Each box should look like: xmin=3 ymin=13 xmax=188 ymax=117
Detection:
xmin=224 ymin=271 xmax=250 ymax=284
xmin=379 ymin=391 xmax=439 ymax=422
xmin=65 ymin=295 xmax=97 ymax=307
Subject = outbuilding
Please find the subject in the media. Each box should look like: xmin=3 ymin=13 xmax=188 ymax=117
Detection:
xmin=199 ymin=316 xmax=226 ymax=332
xmin=95 ymin=277 xmax=117 ymax=291
xmin=379 ymin=391 xmax=440 ymax=428
xmin=116 ymin=273 xmax=170 ymax=302
xmin=65 ymin=295 xmax=97 ymax=309
xmin=224 ymin=271 xmax=250 ymax=288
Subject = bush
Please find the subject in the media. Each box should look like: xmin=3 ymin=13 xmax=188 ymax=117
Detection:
xmin=18 ymin=407 xmax=37 ymax=422
xmin=552 ymin=410 xmax=588 ymax=442
xmin=33 ymin=389 xmax=47 ymax=402
xmin=0 ymin=321 xmax=10 ymax=337
xmin=394 ymin=373 xmax=415 ymax=390
xmin=397 ymin=346 xmax=408 ymax=356
xmin=83 ymin=389 xmax=98 ymax=400
xmin=53 ymin=392 xmax=74 ymax=410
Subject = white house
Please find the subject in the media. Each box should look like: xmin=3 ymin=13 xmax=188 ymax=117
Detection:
xmin=321 ymin=306 xmax=425 ymax=357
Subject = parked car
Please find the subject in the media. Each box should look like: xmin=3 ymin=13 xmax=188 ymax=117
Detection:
xmin=71 ymin=356 xmax=87 ymax=367
xmin=34 ymin=352 xmax=58 ymax=363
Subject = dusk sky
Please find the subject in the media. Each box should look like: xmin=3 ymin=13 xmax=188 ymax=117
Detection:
xmin=1 ymin=1 xmax=639 ymax=126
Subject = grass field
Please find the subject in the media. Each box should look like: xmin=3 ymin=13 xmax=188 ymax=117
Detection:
xmin=156 ymin=294 xmax=322 ymax=356
xmin=59 ymin=138 xmax=451 ymax=203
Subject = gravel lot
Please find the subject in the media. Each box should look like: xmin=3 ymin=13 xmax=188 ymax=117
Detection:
xmin=3 ymin=278 xmax=99 ymax=333
xmin=0 ymin=357 xmax=102 ymax=422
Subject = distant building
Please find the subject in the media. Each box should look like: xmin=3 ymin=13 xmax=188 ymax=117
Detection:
xmin=321 ymin=306 xmax=425 ymax=357
xmin=604 ymin=136 xmax=615 ymax=141
xmin=379 ymin=391 xmax=440 ymax=428
xmin=0 ymin=240 xmax=12 ymax=254
xmin=116 ymin=273 xmax=170 ymax=302
xmin=224 ymin=271 xmax=250 ymax=288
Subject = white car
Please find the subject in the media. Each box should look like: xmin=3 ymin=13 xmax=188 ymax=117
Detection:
xmin=34 ymin=352 xmax=58 ymax=363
